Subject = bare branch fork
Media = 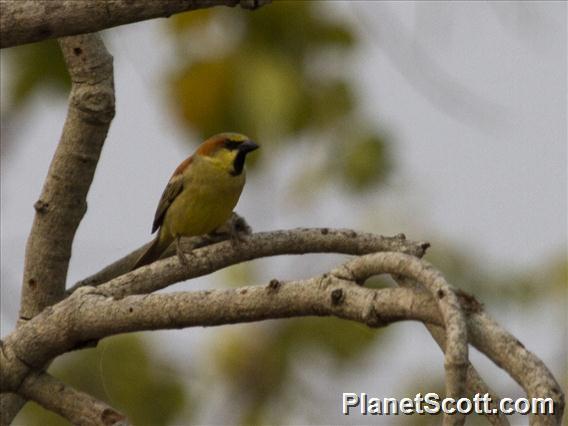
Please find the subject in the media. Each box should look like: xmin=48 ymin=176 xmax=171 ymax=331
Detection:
xmin=1 ymin=230 xmax=564 ymax=425
xmin=0 ymin=2 xmax=563 ymax=426
xmin=1 ymin=31 xmax=116 ymax=425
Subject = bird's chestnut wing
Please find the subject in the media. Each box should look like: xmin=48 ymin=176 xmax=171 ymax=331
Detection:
xmin=151 ymin=175 xmax=184 ymax=233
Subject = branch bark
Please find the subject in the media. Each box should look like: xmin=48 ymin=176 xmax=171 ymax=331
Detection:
xmin=0 ymin=0 xmax=272 ymax=49
xmin=20 ymin=33 xmax=114 ymax=321
xmin=1 ymin=258 xmax=440 ymax=391
xmin=1 ymin=32 xmax=115 ymax=426
xmin=334 ymin=254 xmax=469 ymax=425
xmin=70 ymin=228 xmax=429 ymax=295
xmin=18 ymin=372 xmax=127 ymax=426
xmin=0 ymin=245 xmax=564 ymax=425
xmin=425 ymin=322 xmax=509 ymax=426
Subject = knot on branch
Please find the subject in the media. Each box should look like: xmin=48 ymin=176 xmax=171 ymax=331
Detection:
xmin=455 ymin=289 xmax=484 ymax=314
xmin=266 ymin=279 xmax=281 ymax=293
xmin=72 ymin=86 xmax=115 ymax=124
xmin=101 ymin=408 xmax=127 ymax=426
xmin=361 ymin=292 xmax=384 ymax=328
xmin=330 ymin=288 xmax=344 ymax=305
xmin=33 ymin=199 xmax=49 ymax=214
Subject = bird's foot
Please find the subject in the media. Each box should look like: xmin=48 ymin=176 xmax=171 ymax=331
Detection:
xmin=211 ymin=213 xmax=252 ymax=245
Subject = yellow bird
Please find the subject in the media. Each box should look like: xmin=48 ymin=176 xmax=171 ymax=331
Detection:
xmin=133 ymin=132 xmax=259 ymax=269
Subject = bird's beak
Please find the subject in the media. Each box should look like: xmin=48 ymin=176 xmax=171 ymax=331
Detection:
xmin=239 ymin=140 xmax=259 ymax=154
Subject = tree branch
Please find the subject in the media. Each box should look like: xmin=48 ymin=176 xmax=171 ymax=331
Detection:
xmin=1 ymin=271 xmax=439 ymax=393
xmin=65 ymin=229 xmax=563 ymax=425
xmin=18 ymin=371 xmax=127 ymax=426
xmin=0 ymin=0 xmax=272 ymax=49
xmin=0 ymin=246 xmax=563 ymax=424
xmin=426 ymin=322 xmax=509 ymax=426
xmin=1 ymin=32 xmax=116 ymax=426
xmin=78 ymin=229 xmax=429 ymax=298
xmin=335 ymin=253 xmax=469 ymax=425
xmin=70 ymin=227 xmax=429 ymax=293
xmin=20 ymin=33 xmax=114 ymax=321
xmin=468 ymin=311 xmax=565 ymax=425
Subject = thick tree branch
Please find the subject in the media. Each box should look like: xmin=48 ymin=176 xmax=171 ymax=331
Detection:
xmin=1 ymin=278 xmax=438 ymax=392
xmin=1 ymin=247 xmax=563 ymax=425
xmin=2 ymin=32 xmax=115 ymax=426
xmin=396 ymin=273 xmax=563 ymax=425
xmin=18 ymin=371 xmax=127 ymax=426
xmin=0 ymin=0 xmax=272 ymax=49
xmin=70 ymin=212 xmax=255 ymax=289
xmin=0 ymin=395 xmax=23 ymax=426
xmin=66 ymin=229 xmax=562 ymax=424
xmin=20 ymin=33 xmax=114 ymax=321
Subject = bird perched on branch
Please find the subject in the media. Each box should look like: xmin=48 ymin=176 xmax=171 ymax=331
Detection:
xmin=132 ymin=133 xmax=259 ymax=270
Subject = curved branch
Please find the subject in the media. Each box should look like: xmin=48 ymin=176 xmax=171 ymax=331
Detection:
xmin=18 ymin=371 xmax=127 ymax=426
xmin=0 ymin=0 xmax=272 ymax=49
xmin=70 ymin=212 xmax=256 ymax=289
xmin=1 ymin=246 xmax=563 ymax=425
xmin=395 ymin=276 xmax=564 ymax=426
xmin=333 ymin=253 xmax=468 ymax=426
xmin=71 ymin=228 xmax=429 ymax=293
xmin=89 ymin=229 xmax=429 ymax=298
xmin=468 ymin=312 xmax=565 ymax=425
xmin=426 ymin=323 xmax=510 ymax=426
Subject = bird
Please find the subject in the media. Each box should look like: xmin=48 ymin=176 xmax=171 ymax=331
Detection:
xmin=132 ymin=132 xmax=259 ymax=270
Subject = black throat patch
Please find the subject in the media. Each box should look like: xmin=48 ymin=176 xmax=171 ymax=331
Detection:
xmin=231 ymin=150 xmax=247 ymax=176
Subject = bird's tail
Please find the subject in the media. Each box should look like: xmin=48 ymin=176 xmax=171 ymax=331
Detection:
xmin=131 ymin=233 xmax=171 ymax=270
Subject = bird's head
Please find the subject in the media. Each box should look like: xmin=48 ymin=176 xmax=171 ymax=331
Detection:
xmin=195 ymin=133 xmax=259 ymax=176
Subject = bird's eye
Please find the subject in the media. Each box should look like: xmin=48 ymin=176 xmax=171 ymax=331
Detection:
xmin=224 ymin=140 xmax=241 ymax=150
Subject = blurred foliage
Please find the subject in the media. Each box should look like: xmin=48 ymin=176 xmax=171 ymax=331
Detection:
xmin=165 ymin=4 xmax=397 ymax=419
xmin=214 ymin=317 xmax=384 ymax=424
xmin=168 ymin=1 xmax=391 ymax=191
xmin=425 ymin=247 xmax=567 ymax=306
xmin=337 ymin=131 xmax=392 ymax=190
xmin=2 ymin=39 xmax=69 ymax=110
xmin=15 ymin=334 xmax=187 ymax=426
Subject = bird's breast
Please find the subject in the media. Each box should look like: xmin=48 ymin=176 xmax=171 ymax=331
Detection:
xmin=163 ymin=169 xmax=245 ymax=238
